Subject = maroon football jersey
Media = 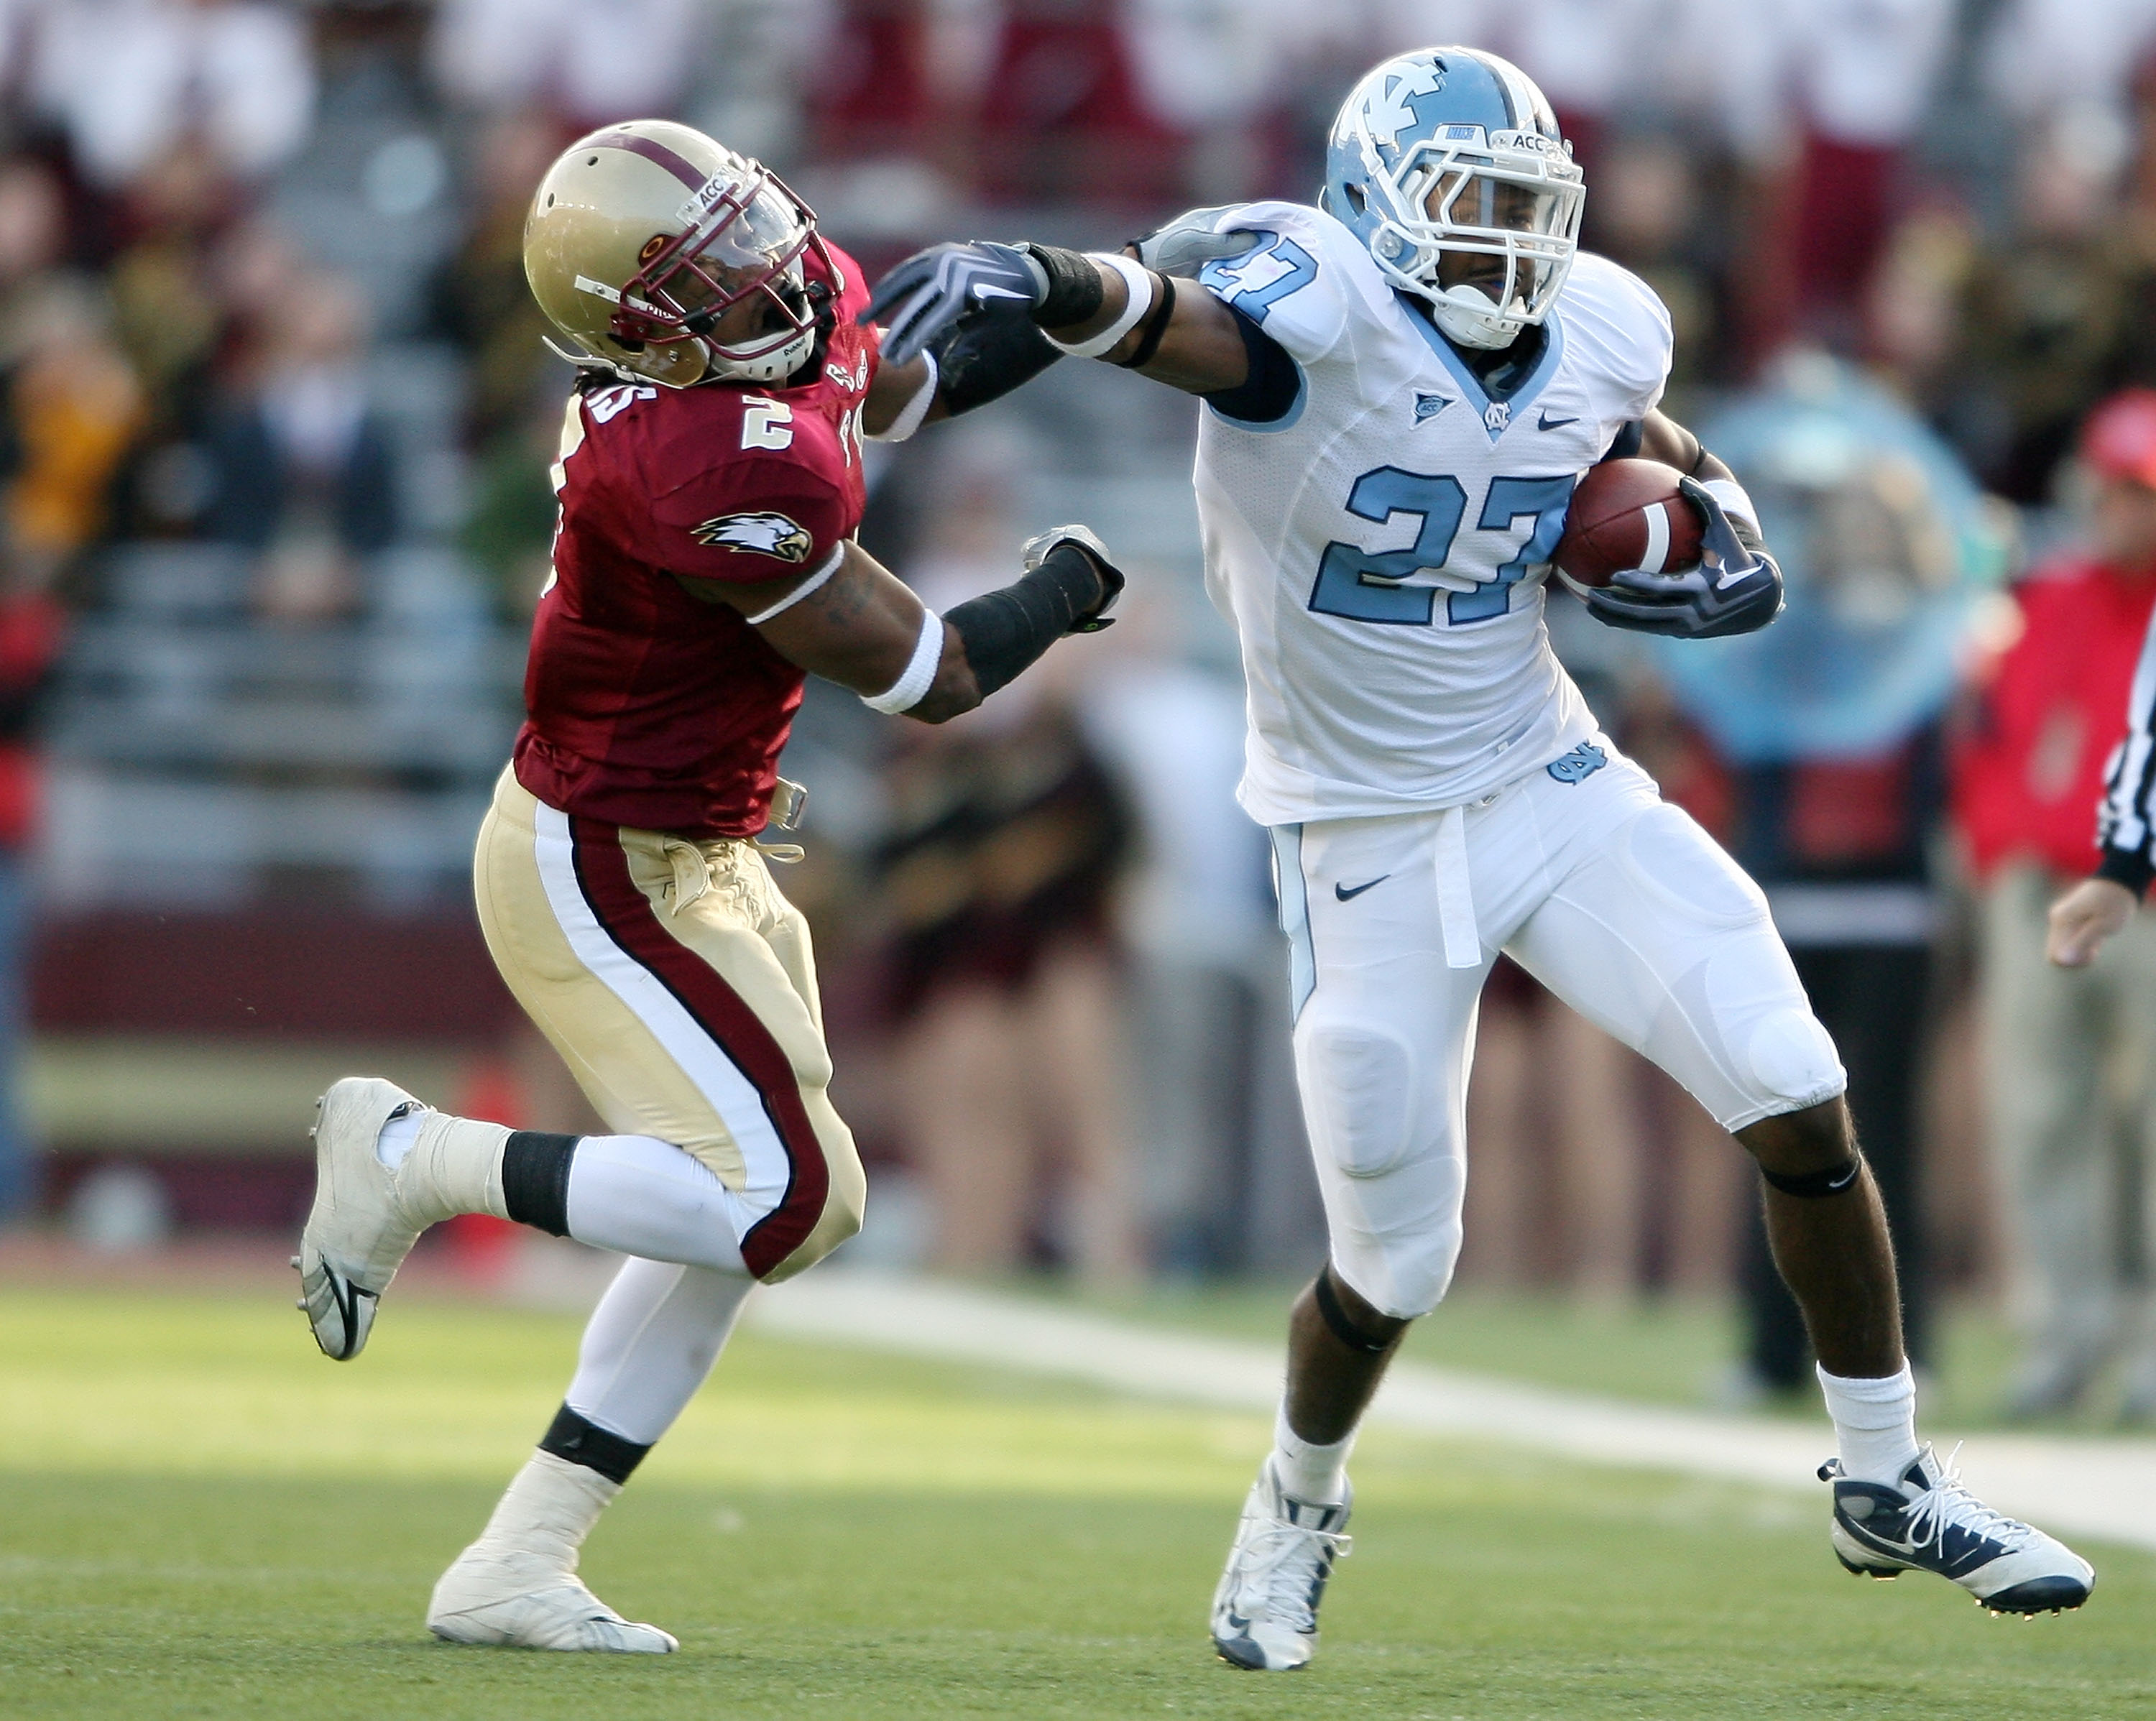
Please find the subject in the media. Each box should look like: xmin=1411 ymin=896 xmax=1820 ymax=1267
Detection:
xmin=512 ymin=240 xmax=878 ymax=838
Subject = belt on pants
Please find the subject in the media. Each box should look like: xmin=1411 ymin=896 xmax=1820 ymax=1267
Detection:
xmin=1434 ymin=795 xmax=1497 ymax=971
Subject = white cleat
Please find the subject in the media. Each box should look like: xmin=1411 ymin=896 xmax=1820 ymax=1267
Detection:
xmin=428 ymin=1547 xmax=677 ymax=1653
xmin=1210 ymin=1459 xmax=1351 ymax=1671
xmin=295 ymin=1076 xmax=433 ymax=1361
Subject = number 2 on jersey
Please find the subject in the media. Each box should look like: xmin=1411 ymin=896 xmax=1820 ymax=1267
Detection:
xmin=1309 ymin=467 xmax=1575 ymax=627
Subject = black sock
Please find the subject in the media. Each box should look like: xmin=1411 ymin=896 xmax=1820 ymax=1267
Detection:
xmin=501 ymin=1131 xmax=580 ymax=1236
xmin=538 ymin=1403 xmax=651 ymax=1485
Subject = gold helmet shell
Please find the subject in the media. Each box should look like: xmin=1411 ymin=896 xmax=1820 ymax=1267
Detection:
xmin=522 ymin=119 xmax=824 ymax=388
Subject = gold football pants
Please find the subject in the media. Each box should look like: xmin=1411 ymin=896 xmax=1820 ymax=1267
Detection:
xmin=473 ymin=767 xmax=864 ymax=1280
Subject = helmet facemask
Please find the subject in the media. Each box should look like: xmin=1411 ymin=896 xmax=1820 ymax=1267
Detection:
xmin=1364 ymin=130 xmax=1583 ymax=350
xmin=581 ymin=160 xmax=825 ymax=385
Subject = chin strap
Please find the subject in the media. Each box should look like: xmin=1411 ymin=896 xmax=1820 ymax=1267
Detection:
xmin=543 ymin=336 xmax=645 ymax=384
xmin=1429 ymin=288 xmax=1526 ymax=351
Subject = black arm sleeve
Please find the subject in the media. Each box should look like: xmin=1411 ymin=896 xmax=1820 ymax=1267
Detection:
xmin=2096 ymin=845 xmax=2155 ymax=898
xmin=945 ymin=542 xmax=1107 ymax=698
xmin=1199 ymin=303 xmax=1300 ymax=423
xmin=929 ymin=300 xmax=1064 ymax=417
xmin=1599 ymin=420 xmax=1644 ymax=462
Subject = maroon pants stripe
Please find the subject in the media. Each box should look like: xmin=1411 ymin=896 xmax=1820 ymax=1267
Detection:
xmin=566 ymin=815 xmax=829 ymax=1276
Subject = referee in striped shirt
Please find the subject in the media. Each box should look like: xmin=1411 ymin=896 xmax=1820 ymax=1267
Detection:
xmin=2050 ymin=602 xmax=2156 ymax=965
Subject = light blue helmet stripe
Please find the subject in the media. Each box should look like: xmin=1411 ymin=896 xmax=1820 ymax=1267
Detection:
xmin=1487 ymin=54 xmax=1543 ymax=132
xmin=1424 ymin=51 xmax=1514 ymax=136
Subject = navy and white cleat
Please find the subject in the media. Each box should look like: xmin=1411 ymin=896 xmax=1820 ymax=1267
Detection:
xmin=1210 ymin=1460 xmax=1352 ymax=1671
xmin=295 ymin=1076 xmax=432 ymax=1361
xmin=1823 ymin=1444 xmax=2094 ymax=1615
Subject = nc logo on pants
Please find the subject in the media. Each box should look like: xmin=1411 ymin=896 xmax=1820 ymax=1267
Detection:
xmin=1546 ymin=741 xmax=1607 ymax=784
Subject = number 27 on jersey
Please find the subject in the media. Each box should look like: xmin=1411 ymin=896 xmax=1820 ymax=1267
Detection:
xmin=1313 ymin=466 xmax=1575 ymax=627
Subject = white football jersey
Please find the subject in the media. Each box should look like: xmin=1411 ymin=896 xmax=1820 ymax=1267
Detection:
xmin=1188 ymin=201 xmax=1673 ymax=824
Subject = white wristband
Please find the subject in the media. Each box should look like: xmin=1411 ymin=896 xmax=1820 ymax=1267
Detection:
xmin=1700 ymin=477 xmax=1759 ymax=534
xmin=860 ymin=606 xmax=944 ymax=714
xmin=1044 ymin=254 xmax=1156 ymax=359
xmin=742 ymin=543 xmax=844 ymax=625
xmin=866 ymin=349 xmax=937 ymax=444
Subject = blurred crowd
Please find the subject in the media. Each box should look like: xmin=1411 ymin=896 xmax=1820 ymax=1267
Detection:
xmin=3 ymin=0 xmax=2156 ymax=1420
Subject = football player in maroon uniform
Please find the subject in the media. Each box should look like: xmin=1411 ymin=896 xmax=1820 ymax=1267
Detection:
xmin=290 ymin=120 xmax=1123 ymax=1651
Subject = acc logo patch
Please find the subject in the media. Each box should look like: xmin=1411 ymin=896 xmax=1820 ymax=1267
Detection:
xmin=690 ymin=511 xmax=814 ymax=563
xmin=1546 ymin=741 xmax=1608 ymax=784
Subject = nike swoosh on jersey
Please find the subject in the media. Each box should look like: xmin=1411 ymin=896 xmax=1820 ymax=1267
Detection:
xmin=1335 ymin=875 xmax=1389 ymax=901
xmin=1537 ymin=411 xmax=1578 ymax=430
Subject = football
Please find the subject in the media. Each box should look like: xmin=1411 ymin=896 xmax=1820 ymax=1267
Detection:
xmin=1552 ymin=458 xmax=1705 ymax=594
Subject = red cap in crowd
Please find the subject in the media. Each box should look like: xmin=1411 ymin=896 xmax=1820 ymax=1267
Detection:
xmin=2081 ymin=389 xmax=2156 ymax=489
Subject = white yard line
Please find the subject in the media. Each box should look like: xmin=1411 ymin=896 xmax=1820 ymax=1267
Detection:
xmin=754 ymin=1268 xmax=2156 ymax=1554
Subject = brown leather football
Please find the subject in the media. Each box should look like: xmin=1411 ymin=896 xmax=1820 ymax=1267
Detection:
xmin=1552 ymin=458 xmax=1705 ymax=593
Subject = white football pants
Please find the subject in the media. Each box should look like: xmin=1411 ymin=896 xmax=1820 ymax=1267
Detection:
xmin=1272 ymin=740 xmax=1845 ymax=1319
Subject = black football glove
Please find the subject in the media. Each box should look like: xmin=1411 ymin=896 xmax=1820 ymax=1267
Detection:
xmin=862 ymin=241 xmax=1047 ymax=366
xmin=1021 ymin=524 xmax=1124 ymax=632
xmin=1583 ymin=474 xmax=1784 ymax=640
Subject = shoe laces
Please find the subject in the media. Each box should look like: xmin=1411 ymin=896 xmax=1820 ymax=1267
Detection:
xmin=1899 ymin=1443 xmax=2037 ymax=1555
xmin=1233 ymin=1515 xmax=1350 ymax=1635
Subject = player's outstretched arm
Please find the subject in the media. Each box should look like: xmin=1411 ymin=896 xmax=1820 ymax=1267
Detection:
xmin=1581 ymin=409 xmax=1784 ymax=640
xmin=862 ymin=241 xmax=1250 ymax=400
xmin=682 ymin=532 xmax=1122 ymax=724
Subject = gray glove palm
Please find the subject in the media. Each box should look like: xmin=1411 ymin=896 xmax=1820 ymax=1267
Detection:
xmin=1128 ymin=206 xmax=1261 ymax=276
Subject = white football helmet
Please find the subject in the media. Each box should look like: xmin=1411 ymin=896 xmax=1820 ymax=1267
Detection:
xmin=1322 ymin=47 xmax=1584 ymax=350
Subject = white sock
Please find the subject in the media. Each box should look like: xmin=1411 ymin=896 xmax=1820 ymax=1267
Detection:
xmin=469 ymin=1449 xmax=618 ymax=1573
xmin=375 ymin=1109 xmax=423 ymax=1171
xmin=564 ymin=1134 xmax=752 ymax=1275
xmin=1271 ymin=1405 xmax=1355 ymax=1505
xmin=399 ymin=1112 xmax=513 ymax=1222
xmin=566 ymin=1257 xmax=755 ymax=1445
xmin=1816 ymin=1362 xmax=1920 ymax=1485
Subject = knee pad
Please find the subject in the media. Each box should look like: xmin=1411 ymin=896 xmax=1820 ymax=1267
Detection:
xmin=1746 ymin=1009 xmax=1845 ymax=1111
xmin=1304 ymin=1023 xmax=1414 ymax=1180
xmin=1332 ymin=1221 xmax=1461 ymax=1321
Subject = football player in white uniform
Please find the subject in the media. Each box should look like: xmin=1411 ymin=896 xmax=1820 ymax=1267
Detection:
xmin=867 ymin=47 xmax=2093 ymax=1667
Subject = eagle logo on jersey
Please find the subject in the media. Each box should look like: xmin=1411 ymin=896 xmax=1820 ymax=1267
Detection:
xmin=690 ymin=510 xmax=815 ymax=562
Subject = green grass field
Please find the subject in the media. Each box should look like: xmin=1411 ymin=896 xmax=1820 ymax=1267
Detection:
xmin=3 ymin=1285 xmax=2149 ymax=1720
xmin=1056 ymin=1282 xmax=2037 ymax=1428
